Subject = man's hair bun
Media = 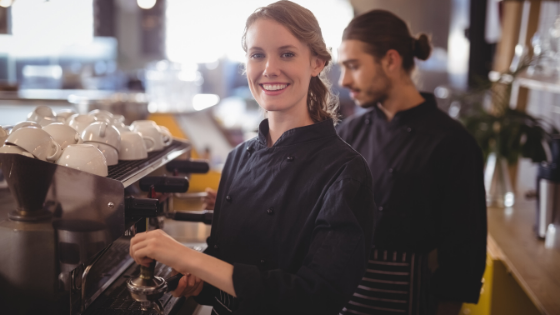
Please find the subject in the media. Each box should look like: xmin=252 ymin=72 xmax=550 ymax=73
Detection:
xmin=414 ymin=34 xmax=431 ymax=60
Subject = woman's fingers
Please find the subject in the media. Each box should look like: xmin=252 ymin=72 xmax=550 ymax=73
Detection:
xmin=169 ymin=275 xmax=205 ymax=298
xmin=193 ymin=281 xmax=204 ymax=296
xmin=171 ymin=275 xmax=189 ymax=297
xmin=129 ymin=231 xmax=154 ymax=264
xmin=188 ymin=274 xmax=196 ymax=287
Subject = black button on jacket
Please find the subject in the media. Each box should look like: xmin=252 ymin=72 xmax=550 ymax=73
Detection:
xmin=195 ymin=118 xmax=375 ymax=314
xmin=337 ymin=93 xmax=487 ymax=304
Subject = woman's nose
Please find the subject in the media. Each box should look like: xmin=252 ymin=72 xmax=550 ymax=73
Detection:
xmin=263 ymin=57 xmax=279 ymax=77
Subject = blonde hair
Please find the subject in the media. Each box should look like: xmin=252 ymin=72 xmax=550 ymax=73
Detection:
xmin=242 ymin=0 xmax=339 ymax=123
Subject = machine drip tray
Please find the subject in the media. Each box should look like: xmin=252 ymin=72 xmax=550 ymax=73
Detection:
xmin=84 ymin=262 xmax=183 ymax=315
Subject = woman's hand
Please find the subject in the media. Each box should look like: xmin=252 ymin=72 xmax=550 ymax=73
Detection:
xmin=203 ymin=188 xmax=218 ymax=210
xmin=130 ymin=229 xmax=237 ymax=297
xmin=129 ymin=229 xmax=188 ymax=270
xmin=171 ymin=273 xmax=204 ymax=298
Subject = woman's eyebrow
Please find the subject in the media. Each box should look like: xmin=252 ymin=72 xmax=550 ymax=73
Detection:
xmin=278 ymin=45 xmax=297 ymax=50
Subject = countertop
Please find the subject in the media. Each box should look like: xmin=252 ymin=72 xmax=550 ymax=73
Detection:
xmin=487 ymin=200 xmax=560 ymax=315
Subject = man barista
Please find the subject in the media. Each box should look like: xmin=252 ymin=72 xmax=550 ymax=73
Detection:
xmin=336 ymin=10 xmax=487 ymax=315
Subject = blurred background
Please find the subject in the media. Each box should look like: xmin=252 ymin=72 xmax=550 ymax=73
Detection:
xmin=0 ymin=0 xmax=477 ymax=168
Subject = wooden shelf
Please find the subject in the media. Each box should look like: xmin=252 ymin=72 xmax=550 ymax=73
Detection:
xmin=488 ymin=200 xmax=560 ymax=315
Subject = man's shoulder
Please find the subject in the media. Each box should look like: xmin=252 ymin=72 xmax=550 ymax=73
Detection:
xmin=425 ymin=110 xmax=482 ymax=155
xmin=420 ymin=108 xmax=473 ymax=139
xmin=336 ymin=109 xmax=374 ymax=140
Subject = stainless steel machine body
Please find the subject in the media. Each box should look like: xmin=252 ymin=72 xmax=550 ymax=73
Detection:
xmin=0 ymin=139 xmax=190 ymax=315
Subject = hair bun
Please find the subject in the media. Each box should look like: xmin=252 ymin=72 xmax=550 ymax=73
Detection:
xmin=414 ymin=34 xmax=431 ymax=60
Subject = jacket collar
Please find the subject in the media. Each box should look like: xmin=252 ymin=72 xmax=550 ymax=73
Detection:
xmin=370 ymin=92 xmax=437 ymax=124
xmin=257 ymin=118 xmax=337 ymax=147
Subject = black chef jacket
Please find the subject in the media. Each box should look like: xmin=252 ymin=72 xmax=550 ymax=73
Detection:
xmin=337 ymin=93 xmax=487 ymax=304
xmin=194 ymin=118 xmax=375 ymax=314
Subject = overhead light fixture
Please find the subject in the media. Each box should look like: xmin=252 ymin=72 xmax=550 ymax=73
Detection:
xmin=193 ymin=94 xmax=220 ymax=111
xmin=137 ymin=0 xmax=156 ymax=10
xmin=0 ymin=0 xmax=15 ymax=8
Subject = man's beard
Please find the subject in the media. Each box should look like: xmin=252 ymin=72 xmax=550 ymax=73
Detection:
xmin=359 ymin=89 xmax=388 ymax=108
xmin=358 ymin=77 xmax=391 ymax=108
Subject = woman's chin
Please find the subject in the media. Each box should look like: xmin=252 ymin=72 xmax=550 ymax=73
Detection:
xmin=259 ymin=103 xmax=286 ymax=113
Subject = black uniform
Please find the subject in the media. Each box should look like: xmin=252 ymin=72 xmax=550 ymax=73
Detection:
xmin=337 ymin=93 xmax=487 ymax=315
xmin=194 ymin=118 xmax=375 ymax=315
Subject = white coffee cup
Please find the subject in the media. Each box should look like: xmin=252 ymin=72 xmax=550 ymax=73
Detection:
xmin=84 ymin=142 xmax=119 ymax=166
xmin=0 ymin=145 xmax=35 ymax=158
xmin=0 ymin=126 xmax=8 ymax=144
xmin=43 ymin=123 xmax=82 ymax=150
xmin=5 ymin=127 xmax=61 ymax=162
xmin=119 ymin=131 xmax=155 ymax=160
xmin=56 ymin=110 xmax=77 ymax=123
xmin=56 ymin=144 xmax=108 ymax=176
xmin=11 ymin=121 xmax=42 ymax=135
xmin=159 ymin=126 xmax=172 ymax=146
xmin=113 ymin=114 xmax=125 ymax=124
xmin=68 ymin=114 xmax=98 ymax=134
xmin=113 ymin=121 xmax=131 ymax=133
xmin=27 ymin=105 xmax=58 ymax=127
xmin=88 ymin=109 xmax=114 ymax=124
xmin=81 ymin=122 xmax=121 ymax=151
xmin=130 ymin=121 xmax=172 ymax=152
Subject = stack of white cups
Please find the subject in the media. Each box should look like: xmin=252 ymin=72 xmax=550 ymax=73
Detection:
xmin=0 ymin=106 xmax=174 ymax=177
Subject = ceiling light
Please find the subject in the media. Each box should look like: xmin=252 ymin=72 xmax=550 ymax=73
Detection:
xmin=137 ymin=0 xmax=156 ymax=10
xmin=0 ymin=0 xmax=14 ymax=8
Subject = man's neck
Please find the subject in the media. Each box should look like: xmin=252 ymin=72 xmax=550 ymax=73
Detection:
xmin=267 ymin=108 xmax=314 ymax=147
xmin=377 ymin=81 xmax=425 ymax=122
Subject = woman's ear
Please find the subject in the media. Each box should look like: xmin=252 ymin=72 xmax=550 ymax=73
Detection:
xmin=311 ymin=56 xmax=326 ymax=77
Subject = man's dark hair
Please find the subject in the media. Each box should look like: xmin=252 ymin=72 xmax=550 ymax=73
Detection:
xmin=343 ymin=10 xmax=432 ymax=73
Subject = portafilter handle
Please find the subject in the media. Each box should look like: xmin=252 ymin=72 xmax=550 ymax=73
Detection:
xmin=169 ymin=210 xmax=213 ymax=225
xmin=165 ymin=272 xmax=184 ymax=292
xmin=165 ymin=160 xmax=210 ymax=174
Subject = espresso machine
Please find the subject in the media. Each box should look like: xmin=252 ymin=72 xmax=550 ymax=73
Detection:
xmin=0 ymin=139 xmax=211 ymax=315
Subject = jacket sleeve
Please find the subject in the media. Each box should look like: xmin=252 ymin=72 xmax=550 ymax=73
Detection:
xmin=431 ymin=135 xmax=487 ymax=303
xmin=232 ymin=157 xmax=375 ymax=314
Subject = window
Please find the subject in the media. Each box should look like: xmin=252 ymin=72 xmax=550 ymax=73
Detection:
xmin=166 ymin=0 xmax=353 ymax=65
xmin=11 ymin=0 xmax=93 ymax=56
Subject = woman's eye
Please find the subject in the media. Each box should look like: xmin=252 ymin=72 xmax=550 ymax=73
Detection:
xmin=250 ymin=53 xmax=264 ymax=59
xmin=281 ymin=52 xmax=295 ymax=58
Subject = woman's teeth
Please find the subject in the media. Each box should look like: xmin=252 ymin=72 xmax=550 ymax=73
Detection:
xmin=262 ymin=84 xmax=288 ymax=91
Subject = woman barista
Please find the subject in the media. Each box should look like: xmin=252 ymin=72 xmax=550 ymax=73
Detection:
xmin=129 ymin=1 xmax=375 ymax=314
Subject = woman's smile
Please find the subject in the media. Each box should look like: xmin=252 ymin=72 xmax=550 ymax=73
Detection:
xmin=260 ymin=82 xmax=290 ymax=96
